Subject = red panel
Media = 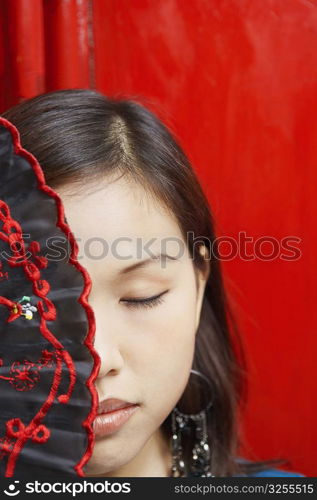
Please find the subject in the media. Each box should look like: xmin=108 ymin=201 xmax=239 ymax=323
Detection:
xmin=1 ymin=0 xmax=45 ymax=108
xmin=44 ymin=0 xmax=91 ymax=89
xmin=92 ymin=0 xmax=317 ymax=476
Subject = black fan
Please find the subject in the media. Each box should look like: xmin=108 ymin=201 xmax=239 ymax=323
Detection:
xmin=0 ymin=117 xmax=100 ymax=478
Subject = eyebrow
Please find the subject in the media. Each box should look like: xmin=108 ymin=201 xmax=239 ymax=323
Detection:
xmin=118 ymin=253 xmax=179 ymax=275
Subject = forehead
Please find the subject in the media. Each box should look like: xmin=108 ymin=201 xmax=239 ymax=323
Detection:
xmin=57 ymin=175 xmax=185 ymax=263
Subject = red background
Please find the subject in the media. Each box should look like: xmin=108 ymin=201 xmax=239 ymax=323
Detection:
xmin=0 ymin=0 xmax=316 ymax=476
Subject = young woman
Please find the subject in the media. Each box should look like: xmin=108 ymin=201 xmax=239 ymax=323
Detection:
xmin=2 ymin=89 xmax=303 ymax=478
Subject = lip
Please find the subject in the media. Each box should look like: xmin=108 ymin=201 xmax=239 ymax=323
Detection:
xmin=93 ymin=404 xmax=139 ymax=438
xmin=97 ymin=397 xmax=137 ymax=414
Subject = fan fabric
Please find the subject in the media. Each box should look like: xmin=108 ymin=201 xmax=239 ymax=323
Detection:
xmin=0 ymin=117 xmax=99 ymax=478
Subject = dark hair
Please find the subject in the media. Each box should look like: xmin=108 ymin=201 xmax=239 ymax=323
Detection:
xmin=2 ymin=89 xmax=285 ymax=476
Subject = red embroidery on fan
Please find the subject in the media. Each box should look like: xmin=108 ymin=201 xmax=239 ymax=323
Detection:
xmin=0 ymin=117 xmax=100 ymax=477
xmin=0 ymin=350 xmax=55 ymax=391
xmin=10 ymin=360 xmax=40 ymax=391
xmin=0 ymin=198 xmax=77 ymax=475
xmin=0 ymin=437 xmax=14 ymax=460
xmin=0 ymin=261 xmax=8 ymax=281
xmin=4 ymin=418 xmax=51 ymax=456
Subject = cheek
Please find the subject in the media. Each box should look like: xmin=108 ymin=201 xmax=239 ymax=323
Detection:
xmin=128 ymin=281 xmax=197 ymax=409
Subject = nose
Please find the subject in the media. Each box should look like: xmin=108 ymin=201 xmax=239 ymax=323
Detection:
xmin=87 ymin=287 xmax=125 ymax=383
xmin=94 ymin=327 xmax=124 ymax=378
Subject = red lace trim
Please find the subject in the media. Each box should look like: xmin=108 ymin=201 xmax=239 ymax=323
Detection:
xmin=0 ymin=117 xmax=100 ymax=477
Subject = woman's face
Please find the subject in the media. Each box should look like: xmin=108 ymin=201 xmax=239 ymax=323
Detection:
xmin=57 ymin=174 xmax=209 ymax=476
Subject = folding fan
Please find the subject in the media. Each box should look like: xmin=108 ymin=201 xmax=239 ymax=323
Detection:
xmin=0 ymin=117 xmax=99 ymax=478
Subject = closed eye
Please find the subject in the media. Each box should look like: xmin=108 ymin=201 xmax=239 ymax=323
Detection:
xmin=120 ymin=290 xmax=169 ymax=310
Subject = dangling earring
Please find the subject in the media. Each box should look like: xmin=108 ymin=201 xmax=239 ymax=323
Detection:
xmin=170 ymin=369 xmax=214 ymax=477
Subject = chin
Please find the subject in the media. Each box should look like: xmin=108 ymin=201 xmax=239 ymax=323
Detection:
xmin=84 ymin=439 xmax=136 ymax=477
xmin=84 ymin=457 xmax=119 ymax=477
